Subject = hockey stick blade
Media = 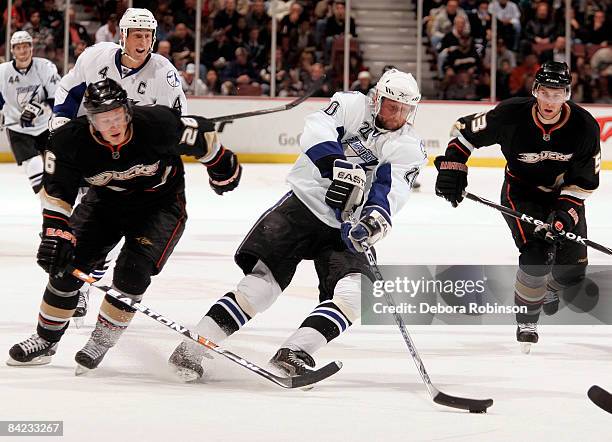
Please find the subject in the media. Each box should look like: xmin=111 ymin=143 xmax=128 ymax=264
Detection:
xmin=433 ymin=391 xmax=494 ymax=413
xmin=208 ymin=76 xmax=325 ymax=124
xmin=68 ymin=266 xmax=341 ymax=389
xmin=588 ymin=385 xmax=612 ymax=414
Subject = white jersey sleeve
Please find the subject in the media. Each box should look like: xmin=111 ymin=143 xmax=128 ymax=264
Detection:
xmin=148 ymin=55 xmax=188 ymax=114
xmin=362 ymin=131 xmax=427 ymax=225
xmin=37 ymin=58 xmax=61 ymax=103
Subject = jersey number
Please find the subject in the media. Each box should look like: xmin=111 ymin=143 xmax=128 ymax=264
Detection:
xmin=323 ymin=101 xmax=340 ymax=116
xmin=594 ymin=151 xmax=601 ymax=174
xmin=358 ymin=121 xmax=374 ymax=140
xmin=180 ymin=118 xmax=198 ymax=146
xmin=471 ymin=112 xmax=488 ymax=133
xmin=173 ymin=97 xmax=182 ymax=113
xmin=44 ymin=151 xmax=56 ymax=174
xmin=98 ymin=67 xmax=109 ymax=79
xmin=8 ymin=76 xmax=20 ymax=84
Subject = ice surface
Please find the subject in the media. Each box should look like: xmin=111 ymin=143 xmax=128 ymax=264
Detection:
xmin=1 ymin=164 xmax=610 ymax=441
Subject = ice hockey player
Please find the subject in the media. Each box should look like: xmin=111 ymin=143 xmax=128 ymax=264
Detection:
xmin=434 ymin=61 xmax=600 ymax=352
xmin=0 ymin=31 xmax=61 ymax=193
xmin=167 ymin=68 xmax=427 ymax=381
xmin=50 ymin=8 xmax=188 ymax=321
xmin=6 ymin=79 xmax=242 ymax=371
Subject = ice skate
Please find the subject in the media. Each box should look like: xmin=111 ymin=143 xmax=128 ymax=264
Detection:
xmin=269 ymin=348 xmax=315 ymax=377
xmin=516 ymin=323 xmax=539 ymax=354
xmin=168 ymin=342 xmax=207 ymax=382
xmin=7 ymin=334 xmax=58 ymax=366
xmin=74 ymin=338 xmax=110 ymax=375
xmin=542 ymin=290 xmax=559 ymax=316
xmin=72 ymin=288 xmax=90 ymax=328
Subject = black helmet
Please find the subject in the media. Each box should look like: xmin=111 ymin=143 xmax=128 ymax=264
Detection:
xmin=534 ymin=61 xmax=571 ymax=89
xmin=83 ymin=78 xmax=131 ymax=116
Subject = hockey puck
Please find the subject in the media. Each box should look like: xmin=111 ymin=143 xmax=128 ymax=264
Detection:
xmin=469 ymin=409 xmax=487 ymax=414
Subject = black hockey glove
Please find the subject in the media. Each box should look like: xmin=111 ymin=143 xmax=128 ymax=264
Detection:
xmin=325 ymin=159 xmax=366 ymax=221
xmin=206 ymin=147 xmax=242 ymax=195
xmin=434 ymin=155 xmax=468 ymax=207
xmin=20 ymin=102 xmax=43 ymax=128
xmin=535 ymin=196 xmax=583 ymax=243
xmin=37 ymin=210 xmax=76 ymax=277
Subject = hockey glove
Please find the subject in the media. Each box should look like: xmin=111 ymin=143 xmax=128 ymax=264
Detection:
xmin=20 ymin=102 xmax=43 ymax=128
xmin=37 ymin=210 xmax=76 ymax=277
xmin=206 ymin=147 xmax=242 ymax=195
xmin=325 ymin=159 xmax=366 ymax=222
xmin=535 ymin=196 xmax=583 ymax=243
xmin=48 ymin=115 xmax=71 ymax=132
xmin=341 ymin=208 xmax=390 ymax=253
xmin=434 ymin=155 xmax=468 ymax=207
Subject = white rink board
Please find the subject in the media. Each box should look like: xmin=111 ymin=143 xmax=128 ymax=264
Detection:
xmin=1 ymin=98 xmax=610 ymax=162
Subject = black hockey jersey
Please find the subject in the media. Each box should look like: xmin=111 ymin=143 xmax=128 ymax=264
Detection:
xmin=446 ymin=97 xmax=601 ymax=199
xmin=42 ymin=105 xmax=218 ymax=213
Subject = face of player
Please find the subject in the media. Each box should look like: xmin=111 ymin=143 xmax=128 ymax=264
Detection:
xmin=123 ymin=29 xmax=154 ymax=65
xmin=376 ymin=97 xmax=413 ymax=131
xmin=11 ymin=43 xmax=33 ymax=67
xmin=535 ymin=85 xmax=567 ymax=121
xmin=91 ymin=107 xmax=130 ymax=145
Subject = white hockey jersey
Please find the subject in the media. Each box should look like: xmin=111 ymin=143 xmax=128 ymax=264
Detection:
xmin=53 ymin=42 xmax=188 ymax=118
xmin=0 ymin=58 xmax=61 ymax=136
xmin=287 ymin=91 xmax=427 ymax=228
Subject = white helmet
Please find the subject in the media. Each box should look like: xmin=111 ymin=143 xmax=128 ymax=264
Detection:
xmin=372 ymin=69 xmax=421 ymax=131
xmin=10 ymin=31 xmax=33 ymax=48
xmin=119 ymin=8 xmax=157 ymax=53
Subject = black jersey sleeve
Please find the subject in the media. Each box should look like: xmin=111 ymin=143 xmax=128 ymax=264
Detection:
xmin=41 ymin=124 xmax=83 ymax=216
xmin=560 ymin=116 xmax=601 ymax=200
xmin=174 ymin=115 xmax=222 ymax=163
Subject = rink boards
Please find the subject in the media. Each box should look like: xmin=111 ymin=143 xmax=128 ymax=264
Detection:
xmin=1 ymin=98 xmax=610 ymax=169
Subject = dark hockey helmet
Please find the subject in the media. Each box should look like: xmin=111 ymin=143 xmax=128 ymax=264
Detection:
xmin=532 ymin=61 xmax=571 ymax=101
xmin=83 ymin=78 xmax=132 ymax=118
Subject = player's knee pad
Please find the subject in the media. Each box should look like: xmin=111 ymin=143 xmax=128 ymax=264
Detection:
xmin=519 ymin=241 xmax=554 ymax=276
xmin=113 ymin=251 xmax=154 ymax=296
xmin=332 ymin=273 xmax=361 ymax=323
xmin=235 ymin=260 xmax=282 ymax=316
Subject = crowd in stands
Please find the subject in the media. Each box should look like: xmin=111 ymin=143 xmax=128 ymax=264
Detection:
xmin=1 ymin=0 xmax=610 ymax=102
xmin=425 ymin=0 xmax=611 ymax=102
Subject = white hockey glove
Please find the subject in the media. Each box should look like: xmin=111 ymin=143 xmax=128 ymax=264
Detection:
xmin=20 ymin=102 xmax=43 ymax=128
xmin=48 ymin=115 xmax=71 ymax=132
xmin=325 ymin=159 xmax=366 ymax=222
xmin=341 ymin=208 xmax=390 ymax=253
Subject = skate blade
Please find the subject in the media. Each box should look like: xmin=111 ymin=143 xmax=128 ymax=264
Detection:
xmin=6 ymin=355 xmax=52 ymax=366
xmin=170 ymin=366 xmax=202 ymax=383
xmin=520 ymin=342 xmax=532 ymax=354
xmin=75 ymin=364 xmax=93 ymax=376
xmin=72 ymin=317 xmax=85 ymax=329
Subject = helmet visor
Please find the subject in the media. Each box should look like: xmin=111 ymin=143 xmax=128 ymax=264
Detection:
xmin=88 ymin=106 xmax=130 ymax=132
xmin=533 ymin=84 xmax=570 ymax=103
xmin=375 ymin=96 xmax=418 ymax=130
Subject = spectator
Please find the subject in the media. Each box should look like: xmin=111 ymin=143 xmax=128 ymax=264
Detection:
xmin=3 ymin=0 xmax=27 ymax=30
xmin=74 ymin=40 xmax=88 ymax=59
xmin=67 ymin=7 xmax=93 ymax=48
xmin=582 ymin=10 xmax=611 ymax=45
xmin=444 ymin=35 xmax=481 ymax=75
xmin=41 ymin=0 xmax=63 ymax=46
xmin=524 ymin=2 xmax=558 ymax=48
xmin=509 ymin=53 xmax=540 ymax=96
xmin=156 ymin=40 xmax=172 ymax=62
xmin=175 ymin=0 xmax=197 ymax=31
xmin=221 ymin=46 xmax=259 ymax=86
xmin=351 ymin=70 xmax=374 ymax=94
xmin=496 ymin=58 xmax=514 ymax=99
xmin=246 ymin=0 xmax=270 ymax=43
xmin=245 ymin=27 xmax=266 ymax=69
xmin=324 ymin=0 xmax=357 ymax=64
xmin=280 ymin=3 xmax=305 ymax=43
xmin=95 ymin=13 xmax=119 ymax=44
xmin=229 ymin=15 xmax=250 ymax=47
xmin=260 ymin=47 xmax=289 ymax=93
xmin=305 ymin=62 xmax=332 ymax=97
xmin=440 ymin=15 xmax=469 ymax=52
xmin=202 ymin=29 xmax=235 ymax=71
xmin=484 ymin=38 xmax=517 ymax=71
xmin=203 ymin=69 xmax=221 ymax=95
xmin=540 ymin=36 xmax=575 ymax=65
xmin=445 ymin=71 xmax=479 ymax=99
xmin=157 ymin=13 xmax=175 ymax=42
xmin=468 ymin=1 xmax=491 ymax=43
xmin=181 ymin=63 xmax=206 ymax=95
xmin=294 ymin=50 xmax=315 ymax=87
xmin=168 ymin=22 xmax=195 ymax=70
xmin=214 ymin=0 xmax=241 ymax=35
xmin=488 ymin=0 xmax=521 ymax=50
xmin=22 ymin=11 xmax=55 ymax=57
xmin=590 ymin=46 xmax=612 ymax=75
xmin=431 ymin=0 xmax=470 ymax=49
xmin=292 ymin=20 xmax=317 ymax=59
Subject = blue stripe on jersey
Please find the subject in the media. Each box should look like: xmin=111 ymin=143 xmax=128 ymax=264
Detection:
xmin=364 ymin=163 xmax=392 ymax=224
xmin=53 ymin=82 xmax=87 ymax=118
xmin=305 ymin=126 xmax=345 ymax=178
xmin=0 ymin=91 xmax=4 ymax=109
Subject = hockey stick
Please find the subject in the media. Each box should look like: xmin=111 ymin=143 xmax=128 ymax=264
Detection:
xmin=68 ymin=266 xmax=342 ymax=389
xmin=464 ymin=192 xmax=612 ymax=256
xmin=207 ymin=77 xmax=325 ymax=124
xmin=355 ymin=237 xmax=493 ymax=412
xmin=588 ymin=385 xmax=612 ymax=414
